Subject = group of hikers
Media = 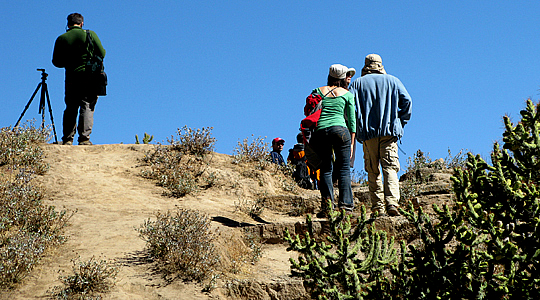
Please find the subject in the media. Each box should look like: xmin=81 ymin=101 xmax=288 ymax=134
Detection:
xmin=270 ymin=55 xmax=412 ymax=218
xmin=52 ymin=13 xmax=412 ymax=219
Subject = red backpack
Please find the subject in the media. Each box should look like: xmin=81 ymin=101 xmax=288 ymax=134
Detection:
xmin=300 ymin=88 xmax=337 ymax=142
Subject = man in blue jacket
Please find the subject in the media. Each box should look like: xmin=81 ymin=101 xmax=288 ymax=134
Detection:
xmin=349 ymin=54 xmax=412 ymax=217
xmin=270 ymin=137 xmax=286 ymax=166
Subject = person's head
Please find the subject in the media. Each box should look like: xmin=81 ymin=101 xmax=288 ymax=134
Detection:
xmin=361 ymin=54 xmax=386 ymax=76
xmin=327 ymin=64 xmax=355 ymax=88
xmin=67 ymin=13 xmax=84 ymax=27
xmin=272 ymin=137 xmax=285 ymax=152
xmin=346 ymin=68 xmax=356 ymax=85
xmin=296 ymin=132 xmax=303 ymax=144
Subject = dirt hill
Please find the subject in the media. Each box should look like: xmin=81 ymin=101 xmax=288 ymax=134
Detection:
xmin=1 ymin=144 xmax=454 ymax=299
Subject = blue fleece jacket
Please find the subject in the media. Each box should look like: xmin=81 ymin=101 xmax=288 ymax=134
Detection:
xmin=349 ymin=74 xmax=412 ymax=142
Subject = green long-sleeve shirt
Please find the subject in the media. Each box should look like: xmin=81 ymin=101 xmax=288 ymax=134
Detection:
xmin=315 ymin=88 xmax=356 ymax=133
xmin=52 ymin=26 xmax=106 ymax=76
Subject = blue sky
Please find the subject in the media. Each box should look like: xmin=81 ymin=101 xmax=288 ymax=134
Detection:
xmin=2 ymin=1 xmax=539 ymax=172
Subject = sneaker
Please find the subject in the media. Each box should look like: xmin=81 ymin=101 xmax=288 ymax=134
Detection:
xmin=387 ymin=205 xmax=400 ymax=216
xmin=62 ymin=140 xmax=73 ymax=145
xmin=78 ymin=140 xmax=93 ymax=145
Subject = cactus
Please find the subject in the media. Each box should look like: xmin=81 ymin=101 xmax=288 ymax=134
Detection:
xmin=135 ymin=132 xmax=154 ymax=144
xmin=384 ymin=100 xmax=540 ymax=299
xmin=392 ymin=201 xmax=491 ymax=299
xmin=453 ymin=99 xmax=540 ymax=298
xmin=392 ymin=99 xmax=540 ymax=299
xmin=284 ymin=200 xmax=398 ymax=299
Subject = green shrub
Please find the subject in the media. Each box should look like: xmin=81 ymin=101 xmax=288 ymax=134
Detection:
xmin=49 ymin=256 xmax=118 ymax=299
xmin=284 ymin=200 xmax=398 ymax=299
xmin=138 ymin=208 xmax=219 ymax=282
xmin=284 ymin=100 xmax=540 ymax=299
xmin=391 ymin=99 xmax=540 ymax=299
xmin=449 ymin=99 xmax=540 ymax=297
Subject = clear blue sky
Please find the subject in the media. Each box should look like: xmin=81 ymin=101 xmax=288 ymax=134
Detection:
xmin=2 ymin=1 xmax=539 ymax=172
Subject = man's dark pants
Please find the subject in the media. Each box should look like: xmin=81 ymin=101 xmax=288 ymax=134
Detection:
xmin=62 ymin=77 xmax=98 ymax=144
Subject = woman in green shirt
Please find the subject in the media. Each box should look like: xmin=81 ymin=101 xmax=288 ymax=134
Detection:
xmin=310 ymin=64 xmax=356 ymax=216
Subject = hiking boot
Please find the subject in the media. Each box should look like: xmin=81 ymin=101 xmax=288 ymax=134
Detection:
xmin=387 ymin=205 xmax=400 ymax=216
xmin=78 ymin=140 xmax=93 ymax=145
xmin=62 ymin=140 xmax=73 ymax=145
xmin=370 ymin=207 xmax=387 ymax=218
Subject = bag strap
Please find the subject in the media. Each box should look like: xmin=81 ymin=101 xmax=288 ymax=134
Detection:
xmin=85 ymin=30 xmax=94 ymax=57
xmin=311 ymin=87 xmax=338 ymax=114
xmin=323 ymin=87 xmax=338 ymax=97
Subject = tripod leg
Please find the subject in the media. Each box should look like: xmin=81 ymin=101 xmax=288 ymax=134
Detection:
xmin=15 ymin=83 xmax=41 ymax=128
xmin=43 ymin=83 xmax=58 ymax=144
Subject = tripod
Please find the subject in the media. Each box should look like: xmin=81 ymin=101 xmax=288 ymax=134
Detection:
xmin=15 ymin=69 xmax=58 ymax=143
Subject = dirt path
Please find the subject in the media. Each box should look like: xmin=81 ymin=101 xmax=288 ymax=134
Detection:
xmin=4 ymin=144 xmax=299 ymax=299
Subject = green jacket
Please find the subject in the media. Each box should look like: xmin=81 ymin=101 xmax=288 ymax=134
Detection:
xmin=52 ymin=26 xmax=106 ymax=76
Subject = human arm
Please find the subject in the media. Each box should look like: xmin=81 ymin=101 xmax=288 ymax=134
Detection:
xmin=397 ymin=79 xmax=412 ymax=127
xmin=89 ymin=30 xmax=106 ymax=58
xmin=349 ymin=80 xmax=364 ymax=142
xmin=350 ymin=132 xmax=356 ymax=160
xmin=52 ymin=37 xmax=65 ymax=68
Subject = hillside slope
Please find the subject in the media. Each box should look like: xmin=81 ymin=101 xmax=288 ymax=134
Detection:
xmin=4 ymin=144 xmax=318 ymax=299
xmin=3 ymin=144 xmax=454 ymax=299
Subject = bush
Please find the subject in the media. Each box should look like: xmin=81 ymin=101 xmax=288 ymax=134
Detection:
xmin=138 ymin=208 xmax=219 ymax=282
xmin=169 ymin=126 xmax=215 ymax=157
xmin=284 ymin=200 xmax=398 ymax=299
xmin=49 ymin=256 xmax=118 ymax=299
xmin=0 ymin=123 xmax=50 ymax=174
xmin=142 ymin=126 xmax=216 ymax=197
xmin=0 ymin=123 xmax=72 ymax=289
xmin=234 ymin=196 xmax=266 ymax=219
xmin=232 ymin=135 xmax=269 ymax=166
xmin=392 ymin=99 xmax=540 ymax=299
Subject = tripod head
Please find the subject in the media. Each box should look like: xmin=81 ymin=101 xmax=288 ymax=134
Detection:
xmin=37 ymin=69 xmax=48 ymax=114
xmin=37 ymin=68 xmax=48 ymax=81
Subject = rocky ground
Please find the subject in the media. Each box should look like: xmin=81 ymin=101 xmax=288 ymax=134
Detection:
xmin=1 ymin=144 xmax=455 ymax=299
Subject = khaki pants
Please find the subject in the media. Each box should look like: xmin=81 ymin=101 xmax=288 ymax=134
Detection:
xmin=362 ymin=136 xmax=400 ymax=210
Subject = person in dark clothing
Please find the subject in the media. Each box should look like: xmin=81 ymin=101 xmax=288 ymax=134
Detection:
xmin=52 ymin=13 xmax=106 ymax=145
xmin=270 ymin=137 xmax=286 ymax=166
xmin=287 ymin=133 xmax=316 ymax=189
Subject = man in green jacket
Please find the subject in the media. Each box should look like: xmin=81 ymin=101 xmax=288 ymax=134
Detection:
xmin=52 ymin=13 xmax=105 ymax=145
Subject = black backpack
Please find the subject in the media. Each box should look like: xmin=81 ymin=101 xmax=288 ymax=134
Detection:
xmin=85 ymin=30 xmax=107 ymax=96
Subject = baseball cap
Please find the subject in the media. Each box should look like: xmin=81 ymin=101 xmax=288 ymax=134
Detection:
xmin=272 ymin=137 xmax=285 ymax=145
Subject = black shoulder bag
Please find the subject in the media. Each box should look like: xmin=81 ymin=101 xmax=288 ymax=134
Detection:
xmin=85 ymin=30 xmax=107 ymax=96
